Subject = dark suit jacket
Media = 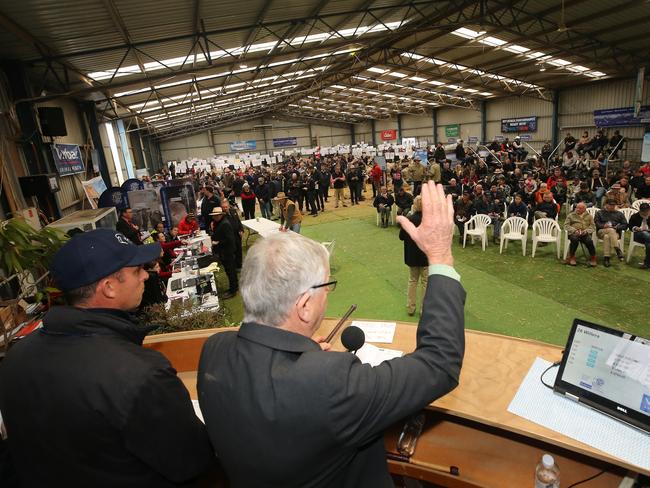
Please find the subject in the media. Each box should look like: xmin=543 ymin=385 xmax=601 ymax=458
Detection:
xmin=399 ymin=212 xmax=428 ymax=267
xmin=197 ymin=274 xmax=465 ymax=488
xmin=116 ymin=218 xmax=141 ymax=245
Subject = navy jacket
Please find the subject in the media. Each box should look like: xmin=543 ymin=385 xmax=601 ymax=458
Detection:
xmin=0 ymin=307 xmax=212 ymax=488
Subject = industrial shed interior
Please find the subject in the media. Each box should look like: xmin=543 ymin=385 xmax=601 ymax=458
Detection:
xmin=0 ymin=1 xmax=650 ymax=487
xmin=0 ymin=0 xmax=648 ymax=213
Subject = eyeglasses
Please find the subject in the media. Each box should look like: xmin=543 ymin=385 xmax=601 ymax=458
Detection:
xmin=311 ymin=280 xmax=337 ymax=292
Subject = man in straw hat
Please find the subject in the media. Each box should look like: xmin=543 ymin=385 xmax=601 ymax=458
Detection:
xmin=273 ymin=192 xmax=302 ymax=234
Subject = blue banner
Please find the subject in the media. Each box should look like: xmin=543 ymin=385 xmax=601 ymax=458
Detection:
xmin=51 ymin=143 xmax=85 ymax=176
xmin=594 ymin=106 xmax=650 ymax=127
xmin=230 ymin=140 xmax=257 ymax=151
xmin=273 ymin=137 xmax=298 ymax=148
xmin=501 ymin=116 xmax=537 ymax=133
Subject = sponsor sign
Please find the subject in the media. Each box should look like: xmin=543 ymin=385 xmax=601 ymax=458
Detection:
xmin=229 ymin=140 xmax=257 ymax=151
xmin=468 ymin=136 xmax=479 ymax=143
xmin=593 ymin=106 xmax=650 ymax=127
xmin=445 ymin=124 xmax=460 ymax=138
xmin=273 ymin=137 xmax=298 ymax=147
xmin=380 ymin=129 xmax=397 ymax=141
xmin=51 ymin=143 xmax=85 ymax=176
xmin=501 ymin=116 xmax=537 ymax=133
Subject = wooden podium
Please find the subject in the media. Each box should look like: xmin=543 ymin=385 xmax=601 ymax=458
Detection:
xmin=144 ymin=319 xmax=646 ymax=487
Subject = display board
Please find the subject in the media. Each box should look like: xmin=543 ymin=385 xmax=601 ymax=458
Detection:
xmin=501 ymin=117 xmax=537 ymax=133
xmin=444 ymin=124 xmax=460 ymax=138
xmin=230 ymin=140 xmax=257 ymax=151
xmin=51 ymin=143 xmax=85 ymax=176
xmin=380 ymin=129 xmax=397 ymax=141
xmin=594 ymin=106 xmax=650 ymax=127
xmin=273 ymin=137 xmax=297 ymax=147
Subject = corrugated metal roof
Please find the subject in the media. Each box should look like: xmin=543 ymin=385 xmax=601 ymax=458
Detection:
xmin=1 ymin=0 xmax=648 ymax=137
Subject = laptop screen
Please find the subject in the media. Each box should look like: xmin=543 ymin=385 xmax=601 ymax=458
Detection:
xmin=554 ymin=319 xmax=650 ymax=433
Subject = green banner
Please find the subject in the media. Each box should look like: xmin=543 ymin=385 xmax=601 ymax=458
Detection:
xmin=445 ymin=124 xmax=460 ymax=138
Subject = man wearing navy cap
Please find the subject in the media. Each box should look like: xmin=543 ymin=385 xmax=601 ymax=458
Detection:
xmin=0 ymin=229 xmax=213 ymax=487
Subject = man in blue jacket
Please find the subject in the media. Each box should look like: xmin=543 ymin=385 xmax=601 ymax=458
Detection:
xmin=0 ymin=230 xmax=213 ymax=487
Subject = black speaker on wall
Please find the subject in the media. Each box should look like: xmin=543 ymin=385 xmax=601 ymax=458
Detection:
xmin=38 ymin=107 xmax=67 ymax=137
xmin=18 ymin=174 xmax=59 ymax=198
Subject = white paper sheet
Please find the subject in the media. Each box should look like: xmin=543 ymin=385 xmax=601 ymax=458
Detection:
xmin=191 ymin=400 xmax=205 ymax=424
xmin=356 ymin=343 xmax=403 ymax=367
xmin=350 ymin=321 xmax=396 ymax=343
xmin=508 ymin=357 xmax=650 ymax=472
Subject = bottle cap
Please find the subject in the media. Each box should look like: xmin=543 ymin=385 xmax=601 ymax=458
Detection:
xmin=542 ymin=454 xmax=555 ymax=469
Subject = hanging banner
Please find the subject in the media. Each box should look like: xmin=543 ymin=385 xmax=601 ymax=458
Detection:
xmin=519 ymin=134 xmax=533 ymax=141
xmin=468 ymin=136 xmax=479 ymax=143
xmin=593 ymin=106 xmax=650 ymax=127
xmin=51 ymin=143 xmax=85 ymax=176
xmin=501 ymin=117 xmax=537 ymax=133
xmin=380 ymin=129 xmax=397 ymax=141
xmin=273 ymin=137 xmax=297 ymax=147
xmin=444 ymin=125 xmax=460 ymax=138
xmin=230 ymin=140 xmax=257 ymax=151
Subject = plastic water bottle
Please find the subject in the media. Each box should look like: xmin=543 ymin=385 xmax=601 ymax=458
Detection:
xmin=535 ymin=454 xmax=560 ymax=488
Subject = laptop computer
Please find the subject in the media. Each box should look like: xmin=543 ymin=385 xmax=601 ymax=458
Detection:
xmin=554 ymin=319 xmax=650 ymax=434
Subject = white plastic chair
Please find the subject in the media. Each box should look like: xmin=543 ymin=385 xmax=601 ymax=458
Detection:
xmin=626 ymin=236 xmax=645 ymax=263
xmin=532 ymin=218 xmax=561 ymax=259
xmin=376 ymin=206 xmax=395 ymax=226
xmin=463 ymin=214 xmax=492 ymax=250
xmin=500 ymin=217 xmax=528 ymax=256
xmin=586 ymin=207 xmax=599 ymax=220
xmin=631 ymin=199 xmax=650 ymax=211
xmin=621 ymin=207 xmax=636 ymax=223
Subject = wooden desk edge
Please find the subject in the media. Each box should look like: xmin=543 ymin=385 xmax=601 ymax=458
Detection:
xmin=143 ymin=320 xmax=649 ymax=477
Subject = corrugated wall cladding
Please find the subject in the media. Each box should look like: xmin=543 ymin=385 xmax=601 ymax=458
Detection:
xmin=559 ymin=78 xmax=650 ymax=161
xmin=156 ymin=76 xmax=650 ymax=162
xmin=487 ymin=96 xmax=554 ymax=152
xmin=57 ymin=176 xmax=83 ymax=216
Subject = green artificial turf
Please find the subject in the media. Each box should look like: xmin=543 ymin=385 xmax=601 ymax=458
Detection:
xmin=214 ymin=200 xmax=649 ymax=346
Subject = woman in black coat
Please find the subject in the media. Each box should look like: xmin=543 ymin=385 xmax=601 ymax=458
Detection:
xmin=398 ymin=196 xmax=429 ymax=316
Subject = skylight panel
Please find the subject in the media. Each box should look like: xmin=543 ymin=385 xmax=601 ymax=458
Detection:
xmin=547 ymin=58 xmax=571 ymax=67
xmin=479 ymin=36 xmax=507 ymax=47
xmin=480 ymin=92 xmax=493 ymax=97
xmin=503 ymin=44 xmax=529 ymax=53
xmin=567 ymin=65 xmax=589 ymax=72
xmin=427 ymin=80 xmax=444 ymax=86
xmin=446 ymin=84 xmax=461 ymax=90
xmin=367 ymin=67 xmax=387 ymax=74
xmin=585 ymin=71 xmax=606 ymax=78
xmin=388 ymin=71 xmax=407 ymax=78
xmin=451 ymin=27 xmax=484 ymax=39
xmin=410 ymin=76 xmax=427 ymax=82
xmin=525 ymin=51 xmax=545 ymax=59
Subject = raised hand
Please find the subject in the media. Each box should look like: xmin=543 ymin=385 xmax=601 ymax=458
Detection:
xmin=396 ymin=182 xmax=454 ymax=266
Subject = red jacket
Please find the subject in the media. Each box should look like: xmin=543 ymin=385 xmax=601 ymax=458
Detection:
xmin=178 ymin=217 xmax=199 ymax=235
xmin=371 ymin=165 xmax=382 ymax=182
xmin=241 ymin=191 xmax=256 ymax=201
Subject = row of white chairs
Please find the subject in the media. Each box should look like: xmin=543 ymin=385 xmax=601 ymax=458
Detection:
xmin=463 ymin=213 xmax=647 ymax=262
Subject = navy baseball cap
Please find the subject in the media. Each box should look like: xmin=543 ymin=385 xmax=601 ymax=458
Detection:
xmin=50 ymin=229 xmax=162 ymax=290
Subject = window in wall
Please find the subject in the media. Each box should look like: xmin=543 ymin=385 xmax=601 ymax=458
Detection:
xmin=104 ymin=122 xmax=125 ymax=185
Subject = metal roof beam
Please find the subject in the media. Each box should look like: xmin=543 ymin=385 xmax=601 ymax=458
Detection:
xmin=27 ymin=0 xmax=434 ymax=63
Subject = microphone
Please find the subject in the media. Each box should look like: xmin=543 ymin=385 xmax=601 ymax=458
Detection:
xmin=341 ymin=326 xmax=365 ymax=354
